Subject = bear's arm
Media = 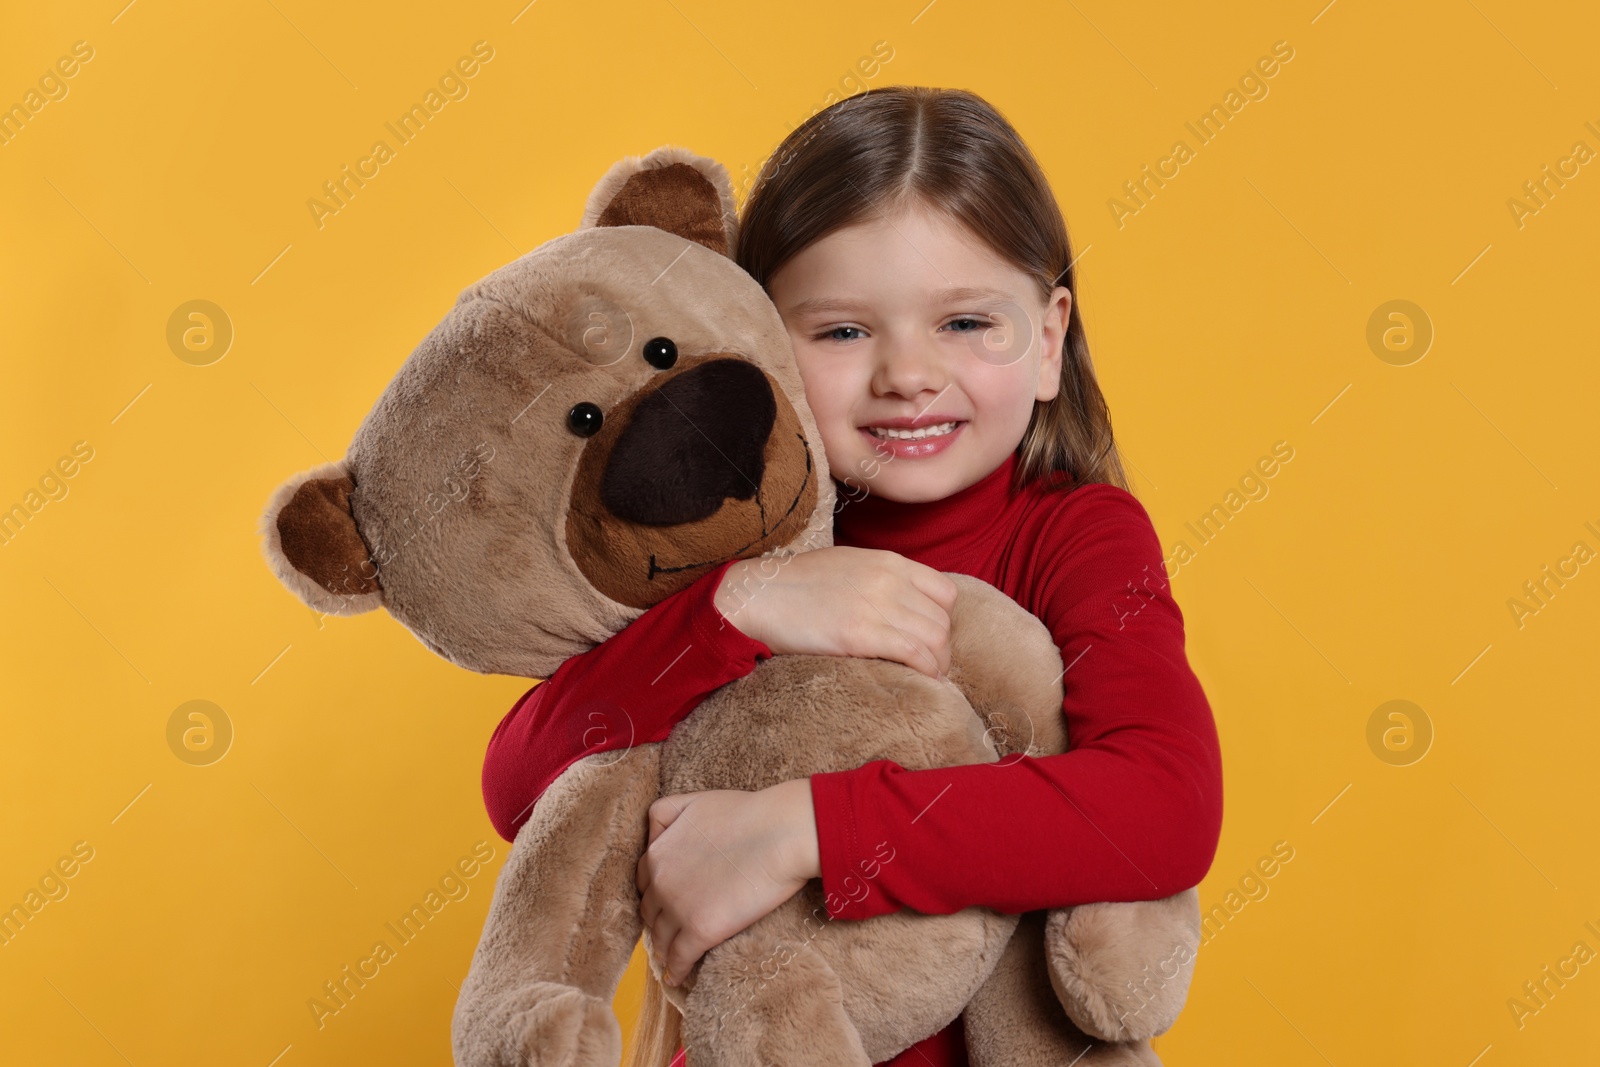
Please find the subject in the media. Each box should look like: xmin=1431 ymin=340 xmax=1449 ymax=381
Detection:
xmin=483 ymin=558 xmax=774 ymax=841
xmin=809 ymin=487 xmax=1224 ymax=919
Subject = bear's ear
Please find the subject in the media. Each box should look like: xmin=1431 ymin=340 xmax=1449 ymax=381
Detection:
xmin=259 ymin=461 xmax=383 ymax=616
xmin=580 ymin=145 xmax=738 ymax=257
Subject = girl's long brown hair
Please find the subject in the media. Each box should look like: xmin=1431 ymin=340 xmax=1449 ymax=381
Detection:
xmin=625 ymin=84 xmax=1127 ymax=1067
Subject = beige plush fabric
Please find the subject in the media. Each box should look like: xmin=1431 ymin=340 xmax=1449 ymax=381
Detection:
xmin=258 ymin=146 xmax=1201 ymax=1066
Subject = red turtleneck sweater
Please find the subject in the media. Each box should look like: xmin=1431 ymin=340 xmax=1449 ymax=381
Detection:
xmin=481 ymin=452 xmax=1223 ymax=1067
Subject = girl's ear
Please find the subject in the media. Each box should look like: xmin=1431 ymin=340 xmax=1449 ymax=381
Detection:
xmin=579 ymin=145 xmax=739 ymax=257
xmin=1036 ymin=286 xmax=1071 ymax=403
xmin=259 ymin=460 xmax=384 ymax=616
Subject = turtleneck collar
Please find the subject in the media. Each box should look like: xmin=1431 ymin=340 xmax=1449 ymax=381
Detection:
xmin=832 ymin=450 xmax=1023 ymax=566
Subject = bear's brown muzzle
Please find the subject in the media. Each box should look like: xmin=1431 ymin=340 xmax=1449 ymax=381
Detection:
xmin=565 ymin=354 xmax=818 ymax=609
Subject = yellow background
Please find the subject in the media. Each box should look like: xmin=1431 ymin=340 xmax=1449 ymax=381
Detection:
xmin=3 ymin=0 xmax=1596 ymax=1063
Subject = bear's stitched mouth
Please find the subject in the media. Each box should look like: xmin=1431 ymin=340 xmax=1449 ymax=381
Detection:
xmin=645 ymin=433 xmax=814 ymax=580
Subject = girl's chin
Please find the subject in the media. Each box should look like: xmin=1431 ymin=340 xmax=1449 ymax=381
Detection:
xmin=836 ymin=454 xmax=977 ymax=504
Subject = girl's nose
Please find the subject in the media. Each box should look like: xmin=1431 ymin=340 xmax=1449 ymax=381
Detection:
xmin=870 ymin=337 xmax=946 ymax=400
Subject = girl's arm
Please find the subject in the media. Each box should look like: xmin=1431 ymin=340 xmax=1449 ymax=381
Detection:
xmin=808 ymin=485 xmax=1224 ymax=920
xmin=482 ymin=558 xmax=773 ymax=841
xmin=483 ymin=547 xmax=960 ymax=841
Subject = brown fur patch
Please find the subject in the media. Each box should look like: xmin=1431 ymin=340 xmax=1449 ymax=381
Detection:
xmin=595 ymin=162 xmax=728 ymax=255
xmin=274 ymin=476 xmax=379 ymax=596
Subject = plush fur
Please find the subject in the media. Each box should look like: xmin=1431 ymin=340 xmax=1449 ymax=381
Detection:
xmin=259 ymin=145 xmax=1201 ymax=1065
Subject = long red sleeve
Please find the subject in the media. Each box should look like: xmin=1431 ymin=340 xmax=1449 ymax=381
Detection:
xmin=811 ymin=467 xmax=1223 ymax=920
xmin=481 ymin=558 xmax=772 ymax=842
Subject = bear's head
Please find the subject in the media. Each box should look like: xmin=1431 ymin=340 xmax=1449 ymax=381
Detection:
xmin=260 ymin=147 xmax=835 ymax=678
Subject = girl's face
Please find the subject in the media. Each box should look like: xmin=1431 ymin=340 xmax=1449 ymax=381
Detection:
xmin=767 ymin=200 xmax=1069 ymax=504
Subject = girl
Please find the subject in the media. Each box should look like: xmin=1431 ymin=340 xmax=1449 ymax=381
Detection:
xmin=482 ymin=86 xmax=1223 ymax=1067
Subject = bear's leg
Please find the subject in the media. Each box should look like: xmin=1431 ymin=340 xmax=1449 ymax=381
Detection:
xmin=662 ymin=883 xmax=1016 ymax=1064
xmin=964 ymin=912 xmax=1164 ymax=1067
xmin=677 ymin=913 xmax=872 ymax=1067
xmin=452 ymin=746 xmax=661 ymax=1067
xmin=1046 ymin=889 xmax=1202 ymax=1042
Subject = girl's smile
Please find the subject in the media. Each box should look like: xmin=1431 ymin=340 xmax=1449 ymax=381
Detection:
xmin=859 ymin=416 xmax=966 ymax=458
xmin=767 ymin=199 xmax=1070 ymax=503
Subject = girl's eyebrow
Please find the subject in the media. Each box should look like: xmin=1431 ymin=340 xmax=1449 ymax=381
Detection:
xmin=785 ymin=286 xmax=1015 ymax=317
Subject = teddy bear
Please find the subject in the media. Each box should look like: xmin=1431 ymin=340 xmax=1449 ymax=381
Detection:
xmin=258 ymin=145 xmax=1202 ymax=1066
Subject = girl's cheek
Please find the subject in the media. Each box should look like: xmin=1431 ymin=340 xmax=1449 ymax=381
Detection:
xmin=794 ymin=363 xmax=853 ymax=420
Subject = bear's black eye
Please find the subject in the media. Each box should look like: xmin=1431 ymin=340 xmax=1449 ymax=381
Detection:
xmin=567 ymin=401 xmax=604 ymax=437
xmin=642 ymin=337 xmax=678 ymax=370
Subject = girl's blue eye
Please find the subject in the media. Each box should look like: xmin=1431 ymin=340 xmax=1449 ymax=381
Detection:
xmin=817 ymin=325 xmax=865 ymax=342
xmin=944 ymin=318 xmax=988 ymax=333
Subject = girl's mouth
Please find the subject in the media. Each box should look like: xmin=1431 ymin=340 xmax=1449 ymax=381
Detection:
xmin=860 ymin=420 xmax=966 ymax=458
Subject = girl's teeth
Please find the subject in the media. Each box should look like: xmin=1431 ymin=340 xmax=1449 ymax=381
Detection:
xmin=870 ymin=421 xmax=958 ymax=440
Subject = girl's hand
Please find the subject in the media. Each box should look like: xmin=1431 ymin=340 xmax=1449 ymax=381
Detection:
xmin=636 ymin=778 xmax=819 ymax=986
xmin=715 ymin=546 xmax=958 ymax=678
